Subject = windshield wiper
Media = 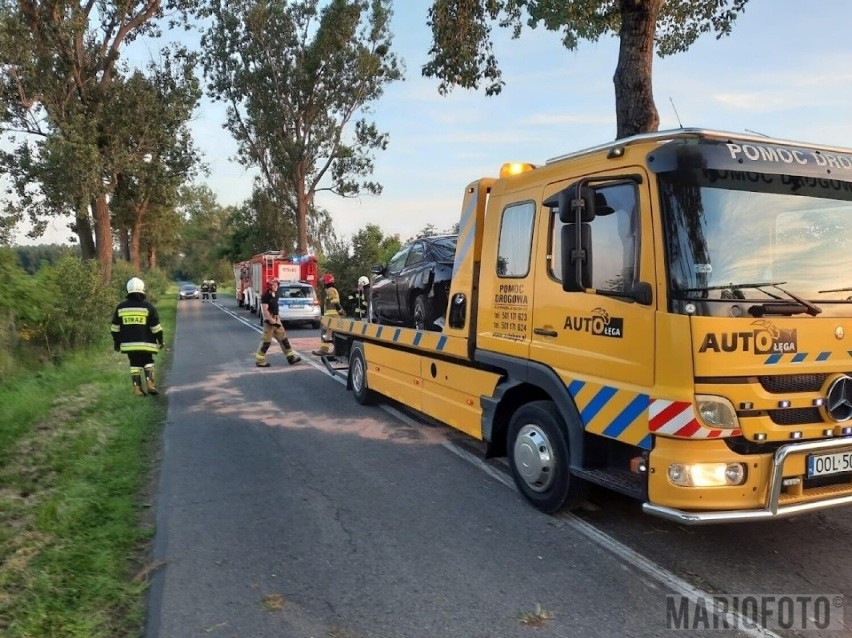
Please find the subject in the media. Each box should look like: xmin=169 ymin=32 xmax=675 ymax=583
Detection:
xmin=817 ymin=286 xmax=852 ymax=302
xmin=769 ymin=284 xmax=822 ymax=316
xmin=682 ymin=281 xmax=822 ymax=316
xmin=682 ymin=281 xmax=786 ymax=299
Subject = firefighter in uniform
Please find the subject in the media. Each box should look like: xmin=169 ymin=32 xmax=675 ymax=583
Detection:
xmin=111 ymin=277 xmax=164 ymax=396
xmin=313 ymin=273 xmax=344 ymax=357
xmin=210 ymin=279 xmax=217 ymax=301
xmin=255 ymin=278 xmax=302 ymax=367
xmin=346 ymin=275 xmax=370 ymax=321
xmin=200 ymin=279 xmax=210 ymax=302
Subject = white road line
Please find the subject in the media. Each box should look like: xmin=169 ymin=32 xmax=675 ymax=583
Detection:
xmin=215 ymin=300 xmax=782 ymax=638
xmin=440 ymin=440 xmax=782 ymax=638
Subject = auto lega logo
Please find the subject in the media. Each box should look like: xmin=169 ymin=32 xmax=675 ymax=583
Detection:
xmin=563 ymin=307 xmax=624 ymax=338
xmin=698 ymin=319 xmax=798 ymax=354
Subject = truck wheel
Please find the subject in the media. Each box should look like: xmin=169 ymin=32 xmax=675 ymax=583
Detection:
xmin=508 ymin=401 xmax=585 ymax=513
xmin=349 ymin=346 xmax=376 ymax=405
xmin=413 ymin=295 xmax=434 ymax=331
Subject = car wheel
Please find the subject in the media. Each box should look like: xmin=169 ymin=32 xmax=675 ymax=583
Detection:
xmin=413 ymin=294 xmax=435 ymax=331
xmin=507 ymin=401 xmax=586 ymax=513
xmin=311 ymin=320 xmax=321 ymax=329
xmin=349 ymin=345 xmax=376 ymax=405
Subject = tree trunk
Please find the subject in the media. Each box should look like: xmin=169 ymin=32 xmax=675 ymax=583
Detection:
xmin=296 ymin=164 xmax=309 ymax=254
xmin=147 ymin=244 xmax=157 ymax=269
xmin=614 ymin=0 xmax=662 ymax=138
xmin=130 ymin=207 xmax=144 ymax=272
xmin=93 ymin=192 xmax=113 ymax=283
xmin=75 ymin=201 xmax=97 ymax=260
xmin=121 ymin=228 xmax=131 ymax=262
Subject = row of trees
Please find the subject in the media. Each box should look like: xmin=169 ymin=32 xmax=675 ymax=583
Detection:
xmin=1 ymin=0 xmax=751 ymax=284
xmin=0 ymin=0 xmax=404 ymax=282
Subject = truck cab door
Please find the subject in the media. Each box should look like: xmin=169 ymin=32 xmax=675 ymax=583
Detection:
xmin=530 ymin=174 xmax=655 ymax=447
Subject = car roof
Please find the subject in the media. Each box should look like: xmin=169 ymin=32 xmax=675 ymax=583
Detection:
xmin=414 ymin=234 xmax=456 ymax=242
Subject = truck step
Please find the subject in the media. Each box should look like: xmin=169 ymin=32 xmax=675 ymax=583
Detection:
xmin=574 ymin=467 xmax=646 ymax=499
xmin=319 ymin=355 xmax=349 ymax=377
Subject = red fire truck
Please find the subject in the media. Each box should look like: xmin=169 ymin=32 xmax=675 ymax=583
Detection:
xmin=234 ymin=252 xmax=318 ymax=314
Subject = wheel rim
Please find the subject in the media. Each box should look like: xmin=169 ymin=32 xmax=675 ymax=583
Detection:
xmin=351 ymin=356 xmax=366 ymax=394
xmin=513 ymin=424 xmax=556 ymax=492
xmin=414 ymin=302 xmax=424 ymax=330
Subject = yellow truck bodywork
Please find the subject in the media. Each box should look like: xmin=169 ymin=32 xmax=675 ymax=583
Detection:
xmin=325 ymin=128 xmax=852 ymax=523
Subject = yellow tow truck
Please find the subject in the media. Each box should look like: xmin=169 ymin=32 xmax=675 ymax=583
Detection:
xmin=322 ymin=128 xmax=852 ymax=524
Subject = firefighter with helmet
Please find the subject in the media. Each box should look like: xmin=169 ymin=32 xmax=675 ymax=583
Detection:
xmin=255 ymin=278 xmax=302 ymax=367
xmin=313 ymin=273 xmax=344 ymax=357
xmin=346 ymin=275 xmax=370 ymax=321
xmin=111 ymin=277 xmax=164 ymax=396
xmin=200 ymin=279 xmax=210 ymax=302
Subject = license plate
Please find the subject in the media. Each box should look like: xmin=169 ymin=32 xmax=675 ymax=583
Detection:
xmin=286 ymin=303 xmax=306 ymax=309
xmin=807 ymin=450 xmax=852 ymax=477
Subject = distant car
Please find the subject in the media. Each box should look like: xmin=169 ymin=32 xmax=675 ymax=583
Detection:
xmin=179 ymin=283 xmax=200 ymax=300
xmin=262 ymin=281 xmax=321 ymax=328
xmin=370 ymin=235 xmax=457 ymax=331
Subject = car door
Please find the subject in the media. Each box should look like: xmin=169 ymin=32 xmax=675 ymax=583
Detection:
xmin=397 ymin=241 xmax=428 ymax=324
xmin=373 ymin=244 xmax=410 ymax=323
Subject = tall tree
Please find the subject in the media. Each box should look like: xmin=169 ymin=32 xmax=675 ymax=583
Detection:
xmin=0 ymin=0 xmax=200 ymax=282
xmin=110 ymin=52 xmax=204 ymax=270
xmin=201 ymin=0 xmax=403 ymax=255
xmin=423 ymin=0 xmax=748 ymax=138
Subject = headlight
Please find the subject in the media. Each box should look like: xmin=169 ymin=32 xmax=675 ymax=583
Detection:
xmin=695 ymin=395 xmax=739 ymax=429
xmin=668 ymin=462 xmax=748 ymax=487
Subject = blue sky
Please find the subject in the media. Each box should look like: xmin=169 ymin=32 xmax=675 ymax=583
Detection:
xmin=17 ymin=0 xmax=852 ymax=246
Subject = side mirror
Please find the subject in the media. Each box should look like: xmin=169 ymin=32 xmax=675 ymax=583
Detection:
xmin=370 ymin=263 xmax=384 ymax=275
xmin=561 ymin=223 xmax=592 ymax=292
xmin=558 ymin=185 xmax=597 ymax=224
xmin=629 ymin=282 xmax=653 ymax=306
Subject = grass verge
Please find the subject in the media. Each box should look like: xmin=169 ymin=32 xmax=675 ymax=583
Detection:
xmin=0 ymin=296 xmax=175 ymax=637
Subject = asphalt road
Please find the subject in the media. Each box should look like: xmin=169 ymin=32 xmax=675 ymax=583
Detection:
xmin=145 ymin=295 xmax=852 ymax=638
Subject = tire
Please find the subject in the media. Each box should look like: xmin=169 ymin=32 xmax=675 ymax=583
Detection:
xmin=311 ymin=320 xmax=321 ymax=329
xmin=349 ymin=345 xmax=376 ymax=405
xmin=413 ymin=294 xmax=435 ymax=331
xmin=507 ymin=401 xmax=586 ymax=513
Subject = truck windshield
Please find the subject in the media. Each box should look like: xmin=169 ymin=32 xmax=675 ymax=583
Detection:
xmin=659 ymin=170 xmax=852 ymax=306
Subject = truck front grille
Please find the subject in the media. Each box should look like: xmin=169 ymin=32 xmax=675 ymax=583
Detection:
xmin=759 ymin=374 xmax=829 ymax=394
xmin=767 ymin=407 xmax=821 ymax=426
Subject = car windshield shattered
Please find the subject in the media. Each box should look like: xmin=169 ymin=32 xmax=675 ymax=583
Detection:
xmin=660 ymin=170 xmax=852 ymax=306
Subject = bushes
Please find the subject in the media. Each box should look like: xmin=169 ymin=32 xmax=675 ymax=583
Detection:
xmin=0 ymin=251 xmax=169 ymax=380
xmin=0 ymin=250 xmax=39 ymax=377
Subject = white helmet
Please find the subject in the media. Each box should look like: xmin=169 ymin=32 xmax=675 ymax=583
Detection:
xmin=358 ymin=276 xmax=369 ymax=287
xmin=126 ymin=277 xmax=146 ymax=295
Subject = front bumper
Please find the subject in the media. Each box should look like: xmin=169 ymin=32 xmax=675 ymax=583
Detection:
xmin=645 ymin=437 xmax=852 ymax=524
